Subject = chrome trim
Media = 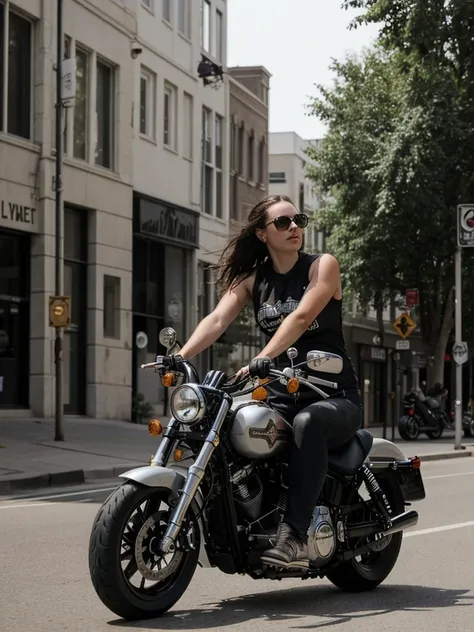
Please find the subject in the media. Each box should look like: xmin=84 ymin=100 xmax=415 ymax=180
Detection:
xmin=160 ymin=397 xmax=231 ymax=554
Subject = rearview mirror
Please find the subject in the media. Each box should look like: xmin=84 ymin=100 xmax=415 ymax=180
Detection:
xmin=159 ymin=327 xmax=177 ymax=354
xmin=306 ymin=350 xmax=343 ymax=374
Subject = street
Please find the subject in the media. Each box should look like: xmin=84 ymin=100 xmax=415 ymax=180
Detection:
xmin=1 ymin=458 xmax=473 ymax=632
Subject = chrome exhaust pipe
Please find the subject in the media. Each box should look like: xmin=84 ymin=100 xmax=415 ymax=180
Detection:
xmin=381 ymin=509 xmax=419 ymax=536
xmin=346 ymin=509 xmax=419 ymax=540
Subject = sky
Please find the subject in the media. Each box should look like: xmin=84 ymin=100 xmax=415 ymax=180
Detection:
xmin=227 ymin=0 xmax=380 ymax=140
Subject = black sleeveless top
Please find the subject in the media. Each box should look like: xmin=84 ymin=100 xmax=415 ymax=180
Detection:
xmin=252 ymin=252 xmax=360 ymax=415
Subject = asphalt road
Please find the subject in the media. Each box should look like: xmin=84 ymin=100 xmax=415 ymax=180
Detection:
xmin=1 ymin=458 xmax=474 ymax=632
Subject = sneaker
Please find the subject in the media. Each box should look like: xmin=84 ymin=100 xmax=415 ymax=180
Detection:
xmin=261 ymin=522 xmax=309 ymax=568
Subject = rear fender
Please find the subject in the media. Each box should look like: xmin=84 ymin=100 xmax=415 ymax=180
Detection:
xmin=119 ymin=464 xmax=211 ymax=568
xmin=365 ymin=438 xmax=426 ymax=503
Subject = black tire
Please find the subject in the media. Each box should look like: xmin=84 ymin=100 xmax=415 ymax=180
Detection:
xmin=426 ymin=418 xmax=444 ymax=440
xmin=88 ymin=482 xmax=200 ymax=621
xmin=326 ymin=471 xmax=404 ymax=592
xmin=398 ymin=415 xmax=420 ymax=441
xmin=463 ymin=417 xmax=474 ymax=438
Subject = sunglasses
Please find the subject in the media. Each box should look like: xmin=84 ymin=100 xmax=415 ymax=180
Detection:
xmin=265 ymin=213 xmax=309 ymax=231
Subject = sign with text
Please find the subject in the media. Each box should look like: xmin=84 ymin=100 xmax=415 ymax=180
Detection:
xmin=138 ymin=197 xmax=199 ymax=248
xmin=405 ymin=288 xmax=419 ymax=308
xmin=452 ymin=341 xmax=469 ymax=366
xmin=0 ymin=198 xmax=39 ymax=234
xmin=457 ymin=204 xmax=474 ymax=247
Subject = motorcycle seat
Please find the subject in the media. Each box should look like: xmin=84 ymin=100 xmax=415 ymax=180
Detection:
xmin=328 ymin=429 xmax=374 ymax=476
xmin=425 ymin=397 xmax=440 ymax=410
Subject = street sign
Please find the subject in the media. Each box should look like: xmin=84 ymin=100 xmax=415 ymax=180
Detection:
xmin=135 ymin=331 xmax=148 ymax=349
xmin=396 ymin=339 xmax=410 ymax=350
xmin=49 ymin=296 xmax=71 ymax=328
xmin=392 ymin=312 xmax=416 ymax=340
xmin=452 ymin=341 xmax=469 ymax=366
xmin=457 ymin=204 xmax=474 ymax=247
xmin=405 ymin=288 xmax=419 ymax=308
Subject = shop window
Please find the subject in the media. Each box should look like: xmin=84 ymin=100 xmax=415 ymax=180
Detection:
xmin=103 ymin=275 xmax=121 ymax=339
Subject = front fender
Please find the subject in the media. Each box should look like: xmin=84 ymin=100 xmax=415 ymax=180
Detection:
xmin=119 ymin=463 xmax=212 ymax=568
xmin=366 ymin=438 xmax=406 ymax=463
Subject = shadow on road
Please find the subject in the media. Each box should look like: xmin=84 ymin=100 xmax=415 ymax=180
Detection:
xmin=108 ymin=584 xmax=473 ymax=630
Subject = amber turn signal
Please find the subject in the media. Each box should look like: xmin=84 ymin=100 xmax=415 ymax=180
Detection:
xmin=173 ymin=448 xmax=185 ymax=462
xmin=161 ymin=372 xmax=176 ymax=387
xmin=287 ymin=378 xmax=300 ymax=394
xmin=252 ymin=386 xmax=268 ymax=401
xmin=148 ymin=419 xmax=163 ymax=436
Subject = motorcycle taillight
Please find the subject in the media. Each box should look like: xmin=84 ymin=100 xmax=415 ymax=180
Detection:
xmin=408 ymin=408 xmax=415 ymax=415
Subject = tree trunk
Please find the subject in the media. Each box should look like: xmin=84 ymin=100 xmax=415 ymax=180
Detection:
xmin=425 ymin=286 xmax=454 ymax=387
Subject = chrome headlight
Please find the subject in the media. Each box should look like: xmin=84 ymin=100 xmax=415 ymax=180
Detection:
xmin=170 ymin=384 xmax=206 ymax=425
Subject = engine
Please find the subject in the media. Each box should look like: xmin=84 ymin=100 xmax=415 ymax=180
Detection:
xmin=229 ymin=460 xmax=337 ymax=568
xmin=229 ymin=401 xmax=291 ymax=460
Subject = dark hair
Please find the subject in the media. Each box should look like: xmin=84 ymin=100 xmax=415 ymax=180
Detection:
xmin=214 ymin=194 xmax=294 ymax=293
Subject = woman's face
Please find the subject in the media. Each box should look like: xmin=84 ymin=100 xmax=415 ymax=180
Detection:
xmin=256 ymin=200 xmax=307 ymax=253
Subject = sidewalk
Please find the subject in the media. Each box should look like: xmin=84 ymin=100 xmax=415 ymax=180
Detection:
xmin=1 ymin=414 xmax=473 ymax=495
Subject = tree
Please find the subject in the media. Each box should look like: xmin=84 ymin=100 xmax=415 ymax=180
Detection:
xmin=306 ymin=2 xmax=474 ymax=383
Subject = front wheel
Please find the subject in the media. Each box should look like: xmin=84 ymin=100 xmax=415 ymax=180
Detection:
xmin=398 ymin=415 xmax=420 ymax=441
xmin=326 ymin=471 xmax=404 ymax=592
xmin=88 ymin=482 xmax=200 ymax=621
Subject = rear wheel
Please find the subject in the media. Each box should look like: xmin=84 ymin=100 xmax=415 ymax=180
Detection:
xmin=398 ymin=415 xmax=420 ymax=441
xmin=326 ymin=471 xmax=404 ymax=592
xmin=88 ymin=482 xmax=200 ymax=621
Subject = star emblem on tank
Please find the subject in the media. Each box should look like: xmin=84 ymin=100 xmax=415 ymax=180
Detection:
xmin=249 ymin=419 xmax=289 ymax=448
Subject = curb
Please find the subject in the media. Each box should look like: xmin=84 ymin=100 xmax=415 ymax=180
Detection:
xmin=0 ymin=462 xmax=144 ymax=495
xmin=1 ymin=449 xmax=473 ymax=495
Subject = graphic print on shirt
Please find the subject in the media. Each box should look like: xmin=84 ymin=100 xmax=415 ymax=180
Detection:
xmin=257 ymin=288 xmax=319 ymax=334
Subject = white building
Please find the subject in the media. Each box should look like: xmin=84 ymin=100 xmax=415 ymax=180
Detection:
xmin=0 ymin=0 xmax=136 ymax=419
xmin=268 ymin=131 xmax=324 ymax=253
xmin=132 ymin=0 xmax=230 ymax=415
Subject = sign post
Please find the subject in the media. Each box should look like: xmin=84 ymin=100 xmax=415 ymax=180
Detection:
xmin=454 ymin=205 xmax=474 ymax=449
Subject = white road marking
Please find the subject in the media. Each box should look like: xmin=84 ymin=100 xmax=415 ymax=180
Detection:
xmin=405 ymin=521 xmax=474 ymax=538
xmin=0 ymin=486 xmax=117 ymax=509
xmin=424 ymin=471 xmax=474 ymax=480
xmin=0 ymin=502 xmax=58 ymax=510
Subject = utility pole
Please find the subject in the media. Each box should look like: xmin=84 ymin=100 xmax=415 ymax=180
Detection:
xmin=453 ymin=205 xmax=474 ymax=449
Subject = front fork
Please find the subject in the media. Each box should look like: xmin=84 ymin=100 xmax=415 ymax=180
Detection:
xmin=155 ymin=396 xmax=232 ymax=555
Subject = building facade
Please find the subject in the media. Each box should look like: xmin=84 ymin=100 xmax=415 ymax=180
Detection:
xmin=209 ymin=65 xmax=271 ymax=374
xmin=132 ymin=0 xmax=230 ymax=416
xmin=0 ymin=0 xmax=136 ymax=419
xmin=268 ymin=132 xmax=325 ymax=253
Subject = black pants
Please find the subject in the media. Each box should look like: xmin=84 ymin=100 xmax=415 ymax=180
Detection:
xmin=283 ymin=397 xmax=362 ymax=539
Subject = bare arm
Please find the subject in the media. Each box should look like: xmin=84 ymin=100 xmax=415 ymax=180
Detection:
xmin=254 ymin=254 xmax=340 ymax=360
xmin=179 ymin=276 xmax=252 ymax=361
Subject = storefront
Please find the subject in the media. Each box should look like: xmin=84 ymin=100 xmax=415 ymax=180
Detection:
xmin=0 ymin=228 xmax=30 ymax=408
xmin=132 ymin=193 xmax=199 ymax=418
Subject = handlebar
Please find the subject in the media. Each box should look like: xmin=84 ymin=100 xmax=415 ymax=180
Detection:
xmin=141 ymin=360 xmax=339 ymax=399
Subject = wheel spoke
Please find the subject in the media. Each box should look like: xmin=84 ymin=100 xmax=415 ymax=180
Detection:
xmin=124 ymin=558 xmax=138 ymax=580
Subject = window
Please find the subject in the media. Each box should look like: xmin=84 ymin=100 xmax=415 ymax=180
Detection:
xmin=103 ymin=275 xmax=121 ymax=339
xmin=96 ymin=60 xmax=114 ymax=169
xmin=202 ymin=107 xmax=213 ymax=215
xmin=248 ymin=131 xmax=255 ymax=181
xmin=0 ymin=7 xmax=32 ymax=139
xmin=258 ymin=137 xmax=265 ymax=184
xmin=269 ymin=171 xmax=286 ymax=183
xmin=162 ymin=0 xmax=171 ymax=23
xmin=215 ymin=10 xmax=223 ymax=62
xmin=178 ymin=0 xmax=190 ymax=38
xmin=237 ymin=123 xmax=244 ymax=174
xmin=202 ymin=107 xmax=211 ymax=162
xmin=139 ymin=66 xmax=156 ymax=139
xmin=299 ymin=182 xmax=305 ymax=211
xmin=74 ymin=48 xmax=89 ymax=160
xmin=215 ymin=115 xmax=223 ymax=218
xmin=201 ymin=0 xmax=210 ymax=52
xmin=163 ymin=82 xmax=177 ymax=149
xmin=230 ymin=117 xmax=236 ymax=171
xmin=183 ymin=92 xmax=193 ymax=159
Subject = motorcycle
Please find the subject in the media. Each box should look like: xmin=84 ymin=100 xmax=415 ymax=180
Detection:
xmin=398 ymin=388 xmax=449 ymax=441
xmin=88 ymin=327 xmax=426 ymax=621
xmin=447 ymin=409 xmax=474 ymax=438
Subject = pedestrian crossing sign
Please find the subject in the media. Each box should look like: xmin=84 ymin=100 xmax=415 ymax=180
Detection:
xmin=393 ymin=312 xmax=416 ymax=340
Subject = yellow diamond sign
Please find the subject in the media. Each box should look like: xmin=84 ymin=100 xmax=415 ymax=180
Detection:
xmin=393 ymin=312 xmax=416 ymax=340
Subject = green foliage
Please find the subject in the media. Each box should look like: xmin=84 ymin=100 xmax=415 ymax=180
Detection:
xmin=307 ymin=1 xmax=474 ymax=367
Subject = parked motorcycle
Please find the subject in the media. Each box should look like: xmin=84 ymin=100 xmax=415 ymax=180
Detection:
xmin=88 ymin=327 xmax=426 ymax=621
xmin=447 ymin=409 xmax=474 ymax=438
xmin=398 ymin=388 xmax=449 ymax=440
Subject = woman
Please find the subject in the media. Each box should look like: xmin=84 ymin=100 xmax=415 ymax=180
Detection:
xmin=176 ymin=194 xmax=362 ymax=569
